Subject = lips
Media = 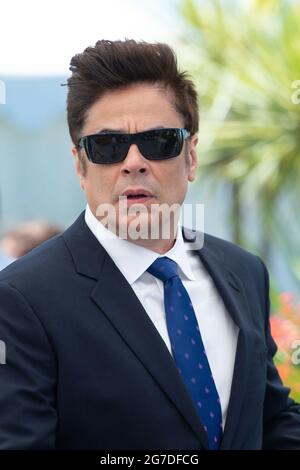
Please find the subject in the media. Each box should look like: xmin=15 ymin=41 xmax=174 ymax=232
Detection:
xmin=120 ymin=188 xmax=155 ymax=206
xmin=121 ymin=188 xmax=154 ymax=198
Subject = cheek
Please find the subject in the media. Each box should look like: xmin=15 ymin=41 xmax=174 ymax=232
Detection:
xmin=161 ymin=162 xmax=189 ymax=199
xmin=84 ymin=169 xmax=112 ymax=202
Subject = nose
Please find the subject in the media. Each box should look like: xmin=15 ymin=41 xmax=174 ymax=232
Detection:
xmin=120 ymin=144 xmax=148 ymax=175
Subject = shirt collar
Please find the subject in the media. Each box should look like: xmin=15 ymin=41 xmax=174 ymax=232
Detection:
xmin=85 ymin=203 xmax=195 ymax=285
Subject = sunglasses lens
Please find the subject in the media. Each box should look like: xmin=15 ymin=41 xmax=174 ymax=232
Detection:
xmin=86 ymin=134 xmax=130 ymax=164
xmin=139 ymin=129 xmax=182 ymax=160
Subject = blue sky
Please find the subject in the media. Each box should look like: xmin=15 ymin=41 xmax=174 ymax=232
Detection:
xmin=0 ymin=0 xmax=179 ymax=75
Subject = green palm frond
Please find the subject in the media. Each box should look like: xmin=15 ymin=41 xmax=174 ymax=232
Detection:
xmin=178 ymin=0 xmax=300 ymax=284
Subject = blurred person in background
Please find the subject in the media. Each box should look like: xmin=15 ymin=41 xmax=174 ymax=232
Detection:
xmin=0 ymin=39 xmax=300 ymax=451
xmin=0 ymin=221 xmax=61 ymax=260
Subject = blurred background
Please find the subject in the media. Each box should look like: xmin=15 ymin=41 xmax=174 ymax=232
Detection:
xmin=0 ymin=0 xmax=299 ymax=398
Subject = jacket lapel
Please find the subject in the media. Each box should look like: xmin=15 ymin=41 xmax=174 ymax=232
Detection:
xmin=63 ymin=212 xmax=209 ymax=448
xmin=91 ymin=253 xmax=209 ymax=448
xmin=184 ymin=228 xmax=256 ymax=449
xmin=63 ymin=213 xmax=255 ymax=450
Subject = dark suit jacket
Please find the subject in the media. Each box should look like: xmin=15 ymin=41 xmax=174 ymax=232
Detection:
xmin=0 ymin=211 xmax=300 ymax=450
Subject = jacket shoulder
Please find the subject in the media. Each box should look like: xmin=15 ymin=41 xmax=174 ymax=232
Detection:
xmin=0 ymin=234 xmax=70 ymax=286
xmin=204 ymin=231 xmax=260 ymax=262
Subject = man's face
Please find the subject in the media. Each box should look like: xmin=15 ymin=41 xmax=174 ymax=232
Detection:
xmin=72 ymin=82 xmax=198 ymax=243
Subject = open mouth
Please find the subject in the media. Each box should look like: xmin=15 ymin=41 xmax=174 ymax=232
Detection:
xmin=125 ymin=194 xmax=154 ymax=203
xmin=120 ymin=193 xmax=153 ymax=206
xmin=120 ymin=188 xmax=155 ymax=206
xmin=127 ymin=194 xmax=150 ymax=199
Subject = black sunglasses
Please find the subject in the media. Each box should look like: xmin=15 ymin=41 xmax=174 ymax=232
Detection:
xmin=78 ymin=128 xmax=190 ymax=164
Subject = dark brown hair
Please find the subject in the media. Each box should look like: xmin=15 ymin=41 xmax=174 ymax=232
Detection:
xmin=66 ymin=39 xmax=199 ymax=149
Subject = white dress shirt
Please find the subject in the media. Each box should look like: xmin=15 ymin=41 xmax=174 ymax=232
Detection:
xmin=85 ymin=204 xmax=239 ymax=429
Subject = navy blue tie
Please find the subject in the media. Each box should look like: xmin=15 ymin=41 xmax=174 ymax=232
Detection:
xmin=147 ymin=256 xmax=223 ymax=449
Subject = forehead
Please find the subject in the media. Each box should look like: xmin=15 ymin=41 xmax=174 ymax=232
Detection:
xmin=82 ymin=83 xmax=183 ymax=134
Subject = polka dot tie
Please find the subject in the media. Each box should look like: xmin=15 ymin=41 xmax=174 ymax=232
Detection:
xmin=147 ymin=256 xmax=223 ymax=449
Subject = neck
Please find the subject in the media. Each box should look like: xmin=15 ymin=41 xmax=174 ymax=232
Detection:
xmin=91 ymin=203 xmax=180 ymax=254
xmin=118 ymin=214 xmax=180 ymax=254
xmin=125 ymin=231 xmax=177 ymax=254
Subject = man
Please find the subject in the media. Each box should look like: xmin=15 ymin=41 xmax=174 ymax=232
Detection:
xmin=0 ymin=39 xmax=300 ymax=450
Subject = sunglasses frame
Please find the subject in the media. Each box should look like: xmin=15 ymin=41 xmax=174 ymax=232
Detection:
xmin=78 ymin=127 xmax=191 ymax=164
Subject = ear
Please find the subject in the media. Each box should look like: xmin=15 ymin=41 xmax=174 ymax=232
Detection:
xmin=72 ymin=147 xmax=85 ymax=190
xmin=187 ymin=134 xmax=198 ymax=182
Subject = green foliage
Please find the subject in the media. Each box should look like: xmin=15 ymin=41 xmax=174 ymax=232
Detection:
xmin=178 ymin=0 xmax=300 ymax=284
xmin=270 ymin=291 xmax=300 ymax=401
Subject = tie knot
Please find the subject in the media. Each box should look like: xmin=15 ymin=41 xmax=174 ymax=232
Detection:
xmin=147 ymin=256 xmax=179 ymax=282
